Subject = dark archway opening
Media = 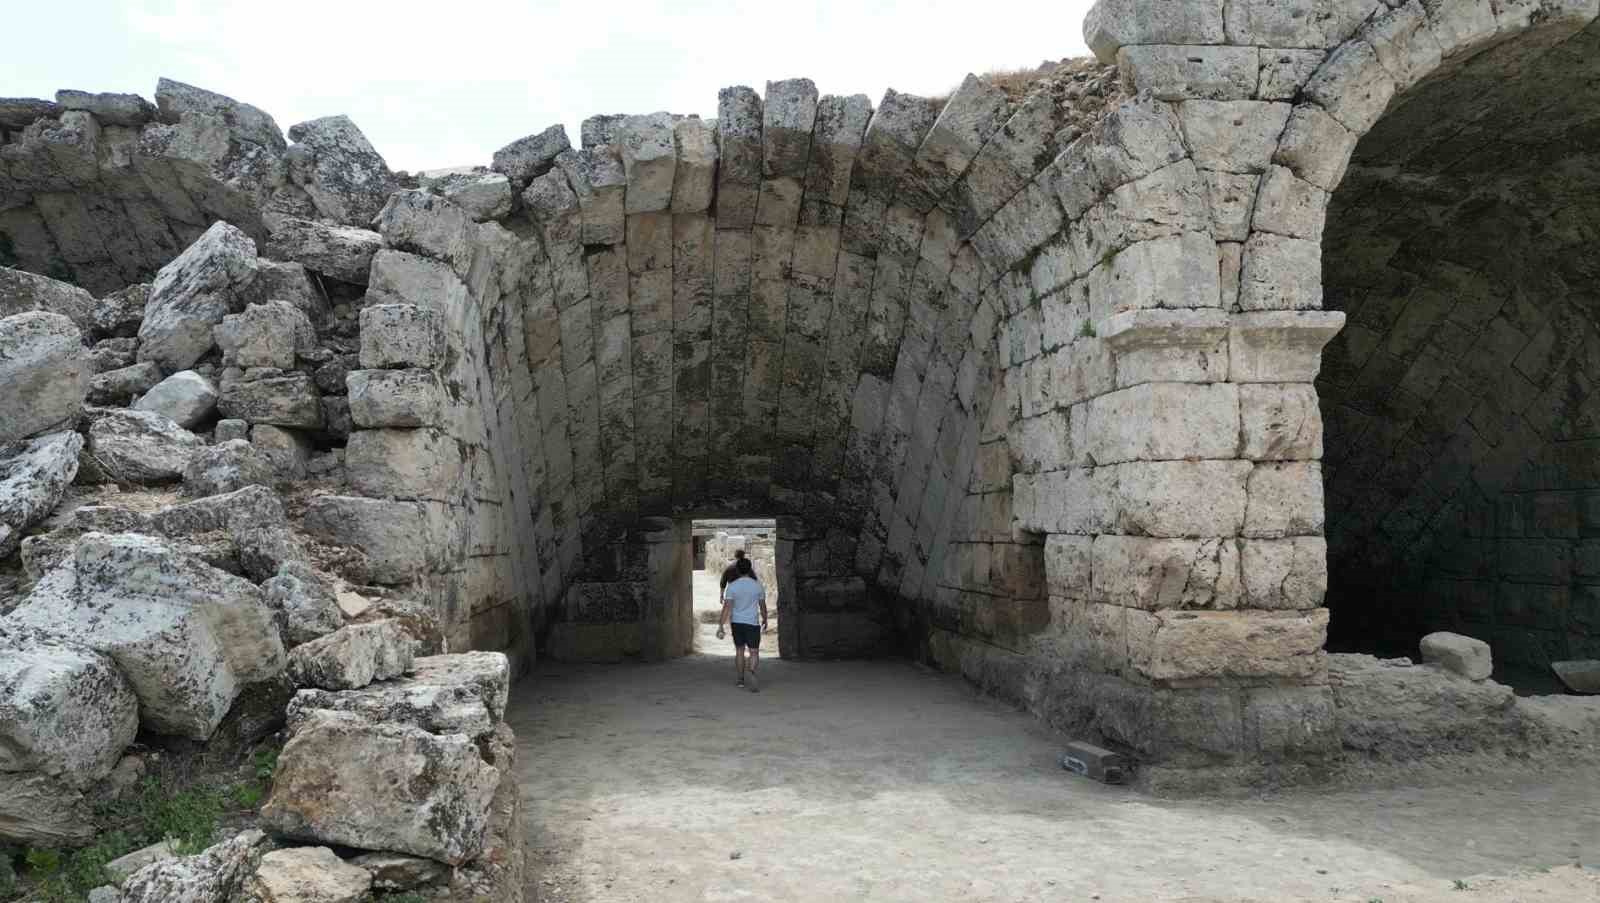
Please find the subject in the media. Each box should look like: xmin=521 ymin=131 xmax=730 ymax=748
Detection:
xmin=1318 ymin=18 xmax=1600 ymax=691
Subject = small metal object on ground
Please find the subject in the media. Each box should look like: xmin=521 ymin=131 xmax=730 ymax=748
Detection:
xmin=1059 ymin=741 xmax=1131 ymax=784
xmin=1552 ymin=660 xmax=1600 ymax=694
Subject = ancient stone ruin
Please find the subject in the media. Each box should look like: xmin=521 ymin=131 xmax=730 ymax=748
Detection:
xmin=4 ymin=0 xmax=1600 ymax=897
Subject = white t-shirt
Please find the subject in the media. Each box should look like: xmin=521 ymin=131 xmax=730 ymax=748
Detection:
xmin=722 ymin=575 xmax=765 ymax=625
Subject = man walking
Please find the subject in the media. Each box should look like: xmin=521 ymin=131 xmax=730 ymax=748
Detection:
xmin=719 ymin=549 xmax=747 ymax=593
xmin=716 ymin=557 xmax=768 ymax=692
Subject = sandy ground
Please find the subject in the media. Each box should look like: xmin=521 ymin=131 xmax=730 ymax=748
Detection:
xmin=508 ymin=573 xmax=1600 ymax=903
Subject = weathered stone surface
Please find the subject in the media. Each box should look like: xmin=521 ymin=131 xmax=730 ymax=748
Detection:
xmin=1083 ymin=0 xmax=1226 ymax=62
xmin=373 ymin=189 xmax=473 ymax=276
xmin=240 ymin=260 xmax=328 ymax=325
xmin=0 ymin=431 xmax=82 ymax=558
xmin=0 ymin=96 xmax=59 ymax=129
xmin=214 ymin=300 xmax=314 ymax=369
xmin=265 ymin=218 xmax=383 ymax=285
xmin=56 ymin=88 xmax=155 ymax=126
xmin=261 ymin=569 xmax=344 ymax=647
xmin=1118 ymin=46 xmax=1259 ymax=101
xmin=261 ymin=709 xmax=500 ymax=865
xmin=287 ymin=620 xmax=416 ymax=691
xmin=301 ymin=495 xmax=428 ymax=584
xmin=122 ymin=830 xmax=270 ymax=903
xmin=137 ymin=221 xmax=260 ymax=371
xmin=243 ymin=846 xmax=372 ymax=903
xmin=1238 ymin=383 xmax=1322 ymax=460
xmin=2 ymin=532 xmax=285 ymax=739
xmin=901 ymin=75 xmax=1008 ymax=212
xmin=89 ymin=360 xmax=163 ymax=406
xmin=0 ymin=629 xmax=138 ymax=786
xmin=346 ymin=368 xmax=443 ymax=428
xmin=555 ymin=147 xmax=626 ymax=245
xmin=106 ymin=840 xmax=181 ymax=884
xmin=345 ymin=428 xmax=460 ymax=501
xmin=182 ymin=438 xmax=274 ymax=496
xmin=0 ymin=265 xmax=95 ymax=331
xmin=251 ymin=423 xmax=312 ymax=479
xmin=1420 ymin=631 xmax=1493 ymax=681
xmin=618 ymin=113 xmax=677 ymax=214
xmin=89 ymin=337 xmax=140 ymax=374
xmin=1329 ymin=654 xmax=1519 ymax=757
xmin=359 ymin=303 xmax=444 ymax=369
xmin=156 ymin=78 xmax=285 ymax=150
xmin=87 ymin=408 xmax=205 ymax=483
xmin=349 ymin=852 xmax=449 ymax=892
xmin=423 ymin=169 xmax=513 ymax=222
xmin=219 ymin=369 xmax=322 ymax=428
xmin=0 ymin=771 xmax=94 ymax=846
xmin=289 ymin=651 xmax=508 ymax=742
xmin=0 ymin=311 xmax=90 ymax=442
xmin=671 ymin=117 xmax=717 ymax=213
xmin=1238 ymin=536 xmax=1327 ymax=610
xmin=1128 ymin=608 xmax=1329 ymax=683
xmin=715 ymin=86 xmax=763 ymax=227
xmin=90 ymin=283 xmax=151 ymax=339
xmin=133 ymin=369 xmax=219 ymax=428
xmin=215 ymin=418 xmax=249 ymax=442
xmin=491 ymin=124 xmax=571 ymax=186
xmin=286 ymin=114 xmax=397 ymax=225
xmin=1090 ymin=535 xmax=1240 ymax=611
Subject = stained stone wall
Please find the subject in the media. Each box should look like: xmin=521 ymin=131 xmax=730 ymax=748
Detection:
xmin=1319 ymin=12 xmax=1600 ymax=671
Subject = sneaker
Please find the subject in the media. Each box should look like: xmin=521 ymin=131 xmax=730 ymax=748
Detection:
xmin=748 ymin=672 xmax=759 ymax=693
xmin=736 ymin=679 xmax=745 ymax=688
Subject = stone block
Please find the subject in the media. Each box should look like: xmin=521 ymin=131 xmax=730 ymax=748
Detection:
xmin=1083 ymin=0 xmax=1226 ymax=62
xmin=214 ymin=299 xmax=314 ymax=369
xmin=1256 ymin=49 xmax=1329 ymax=100
xmin=287 ymin=620 xmax=416 ymax=691
xmin=1199 ymin=170 xmax=1259 ymax=242
xmin=0 ymin=431 xmax=82 ymax=558
xmin=88 ymin=408 xmax=205 ymax=484
xmin=1237 ymin=232 xmax=1323 ymax=311
xmin=1251 ymin=165 xmax=1329 ymax=241
xmin=360 ymin=303 xmax=445 ymax=370
xmin=1106 ymin=459 xmax=1251 ymax=538
xmin=1272 ymin=104 xmax=1358 ymax=192
xmin=1101 ymin=308 xmax=1229 ymax=387
xmin=133 ymin=369 xmax=218 ymax=429
xmin=1128 ymin=608 xmax=1329 ymax=684
xmin=618 ymin=112 xmax=676 ymax=214
xmin=1086 ymin=382 xmax=1239 ymax=465
xmin=1091 ymin=534 xmax=1241 ymax=611
xmin=671 ymin=117 xmax=717 ymax=213
xmin=1303 ymin=38 xmax=1397 ymax=134
xmin=1242 ymin=686 xmax=1338 ymax=758
xmin=556 ymin=146 xmax=627 ymax=245
xmin=1118 ymin=45 xmax=1260 ymax=100
xmin=763 ymin=78 xmax=820 ymax=178
xmin=1419 ymin=631 xmax=1493 ymax=681
xmin=490 ymin=123 xmax=570 ymax=185
xmin=373 ymin=189 xmax=474 ymax=276
xmin=265 ymin=218 xmax=383 ymax=285
xmin=1239 ymin=383 xmax=1323 ymax=460
xmin=1228 ymin=310 xmax=1346 ymax=382
xmin=243 ymin=846 xmax=373 ymax=903
xmin=138 ymin=221 xmax=259 ymax=371
xmin=1238 ymin=536 xmax=1327 ymax=610
xmin=347 ymin=368 xmax=444 ymax=428
xmin=715 ymin=86 xmax=763 ymax=228
xmin=1224 ymin=0 xmax=1380 ymax=48
xmin=0 ymin=631 xmax=138 ymax=787
xmin=301 ymin=495 xmax=429 ymax=584
xmin=346 ymin=428 xmax=461 ymax=502
xmin=1177 ymin=100 xmax=1292 ymax=174
xmin=0 ymin=311 xmax=89 ymax=442
xmin=219 ymin=369 xmax=322 ymax=428
xmin=1244 ymin=461 xmax=1324 ymax=538
xmin=250 ymin=424 xmax=312 ymax=480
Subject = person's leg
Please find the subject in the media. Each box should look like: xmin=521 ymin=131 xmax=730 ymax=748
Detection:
xmin=746 ymin=634 xmax=760 ymax=692
xmin=734 ymin=643 xmax=745 ymax=685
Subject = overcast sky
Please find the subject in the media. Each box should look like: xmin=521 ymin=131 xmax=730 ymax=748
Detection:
xmin=8 ymin=0 xmax=1097 ymax=173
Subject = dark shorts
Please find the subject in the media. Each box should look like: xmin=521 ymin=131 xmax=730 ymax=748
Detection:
xmin=730 ymin=622 xmax=761 ymax=649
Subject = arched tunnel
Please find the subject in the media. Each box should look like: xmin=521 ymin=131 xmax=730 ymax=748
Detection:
xmin=1319 ymin=13 xmax=1600 ymax=685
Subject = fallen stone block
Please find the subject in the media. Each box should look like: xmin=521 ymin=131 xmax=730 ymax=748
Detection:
xmin=358 ymin=303 xmax=444 ymax=369
xmin=0 ymin=310 xmax=90 ymax=442
xmin=91 ymin=283 xmax=151 ymax=339
xmin=0 ymin=430 xmax=82 ymax=558
xmin=301 ymin=495 xmax=429 ymax=584
xmin=105 ymin=840 xmax=180 ymax=885
xmin=87 ymin=408 xmax=205 ymax=484
xmin=133 ymin=369 xmax=219 ymax=429
xmin=261 ymin=710 xmax=499 ymax=865
xmin=1420 ymin=631 xmax=1493 ymax=682
xmin=0 ymin=265 xmax=95 ymax=331
xmin=243 ymin=845 xmax=373 ymax=903
xmin=0 ymin=771 xmax=94 ymax=847
xmin=373 ymin=189 xmax=473 ymax=276
xmin=137 ymin=221 xmax=260 ymax=372
xmin=1329 ymin=653 xmax=1520 ymax=758
xmin=288 ymin=651 xmax=510 ymax=742
xmin=287 ymin=619 xmax=416 ymax=691
xmin=122 ymin=829 xmax=270 ymax=903
xmin=287 ymin=114 xmax=397 ymax=226
xmin=88 ymin=360 xmax=163 ymax=406
xmin=214 ymin=299 xmax=314 ymax=369
xmin=218 ymin=368 xmax=322 ymax=428
xmin=350 ymin=851 xmax=450 ymax=893
xmin=261 ymin=568 xmax=344 ymax=647
xmin=346 ymin=368 xmax=444 ymax=428
xmin=264 ymin=218 xmax=383 ymax=285
xmin=0 ymin=629 xmax=138 ymax=787
xmin=182 ymin=438 xmax=275 ymax=496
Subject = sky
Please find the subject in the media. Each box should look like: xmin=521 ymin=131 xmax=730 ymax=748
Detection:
xmin=6 ymin=0 xmax=1097 ymax=173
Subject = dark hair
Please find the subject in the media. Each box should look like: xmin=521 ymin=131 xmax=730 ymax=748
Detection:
xmin=736 ymin=558 xmax=755 ymax=576
xmin=734 ymin=550 xmax=746 ymax=560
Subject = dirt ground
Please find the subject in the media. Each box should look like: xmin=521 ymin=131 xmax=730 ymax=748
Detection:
xmin=508 ymin=572 xmax=1600 ymax=903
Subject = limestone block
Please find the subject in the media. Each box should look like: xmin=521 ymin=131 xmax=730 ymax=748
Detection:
xmin=671 ymin=117 xmax=717 ymax=213
xmin=0 ymin=631 xmax=138 ymax=787
xmin=1303 ymin=39 xmax=1397 ymax=134
xmin=288 ymin=651 xmax=510 ymax=741
xmin=1101 ymin=308 xmax=1230 ymax=387
xmin=1128 ymin=608 xmax=1329 ymax=683
xmin=0 ymin=771 xmax=93 ymax=847
xmin=214 ymin=299 xmax=314 ymax=369
xmin=1117 ymin=45 xmax=1260 ymax=101
xmin=88 ymin=360 xmax=162 ymax=406
xmin=1239 ymin=536 xmax=1327 ymax=610
xmin=88 ymin=408 xmax=205 ymax=483
xmin=424 ymin=169 xmax=513 ymax=222
xmin=132 ymin=369 xmax=218 ymax=428
xmin=1199 ymin=170 xmax=1258 ymax=242
xmin=350 ymin=852 xmax=450 ymax=893
xmin=182 ymin=438 xmax=274 ymax=496
xmin=1224 ymin=0 xmax=1381 ymax=48
xmin=802 ymin=93 xmax=872 ymax=217
xmin=1086 ymin=382 xmax=1240 ymax=464
xmin=1238 ymin=383 xmax=1322 ymax=460
xmin=260 ymin=569 xmax=344 ymax=648
xmin=715 ymin=86 xmax=764 ymax=228
xmin=1228 ymin=310 xmax=1346 ymax=382
xmin=243 ymin=846 xmax=372 ymax=903
xmin=618 ymin=113 xmax=677 ymax=214
xmin=0 ymin=265 xmax=95 ymax=331
xmin=1083 ymin=0 xmax=1226 ymax=62
xmin=373 ymin=190 xmax=474 ymax=276
xmin=156 ymin=77 xmax=285 ymax=149
xmin=250 ymin=424 xmax=312 ymax=479
xmin=1177 ymin=100 xmax=1291 ymax=174
xmin=1043 ymin=534 xmax=1092 ymax=598
xmin=287 ymin=620 xmax=416 ymax=691
xmin=359 ymin=303 xmax=445 ymax=370
xmin=347 ymin=368 xmax=444 ymax=428
xmin=522 ymin=169 xmax=582 ymax=248
xmin=105 ymin=840 xmax=180 ymax=885
xmin=121 ymin=830 xmax=270 ymax=903
xmin=1328 ymin=653 xmax=1517 ymax=756
xmin=286 ymin=114 xmax=396 ymax=225
xmin=491 ymin=123 xmax=570 ymax=186
xmin=1100 ymin=232 xmax=1220 ymax=314
xmin=1091 ymin=535 xmax=1241 ymax=610
xmin=138 ymin=221 xmax=260 ymax=372
xmin=1420 ymin=632 xmax=1494 ymax=681
xmin=346 ymin=428 xmax=461 ymax=502
xmin=264 ymin=217 xmax=383 ymax=285
xmin=1242 ymin=685 xmax=1338 ymax=757
xmin=1237 ymin=232 xmax=1322 ymax=311
xmin=89 ymin=337 xmax=138 ymax=374
xmin=0 ymin=431 xmax=81 ymax=558
xmin=55 ymin=88 xmax=154 ymax=126
xmin=900 ymin=74 xmax=1010 ymax=211
xmin=219 ymin=369 xmax=322 ymax=428
xmin=1244 ymin=461 xmax=1324 ymax=538
xmin=1059 ymin=99 xmax=1188 ymax=216
xmin=216 ymin=418 xmax=249 ymax=442
xmin=261 ymin=709 xmax=499 ymax=866
xmin=1361 ymin=1 xmax=1444 ymax=91
xmin=1257 ymin=49 xmax=1329 ymax=100
xmin=626 ymin=211 xmax=673 ymax=274
xmin=1251 ymin=165 xmax=1329 ymax=241
xmin=0 ymin=312 xmax=88 ymax=442
xmin=301 ymin=495 xmax=429 ymax=584
xmin=556 ymin=146 xmax=626 ymax=245
xmin=4 ymin=532 xmax=285 ymax=739
xmin=1106 ymin=459 xmax=1251 ymax=538
xmin=762 ymin=78 xmax=820 ymax=179
xmin=1097 ymin=159 xmax=1211 ymax=249
xmin=1424 ymin=0 xmax=1501 ymax=58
